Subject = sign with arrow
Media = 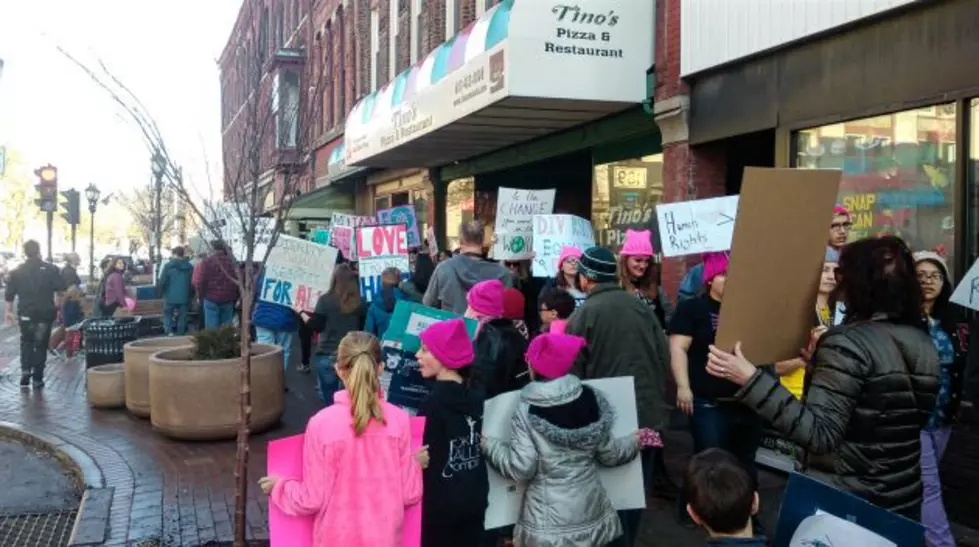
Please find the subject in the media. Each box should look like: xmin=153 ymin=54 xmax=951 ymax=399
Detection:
xmin=655 ymin=195 xmax=740 ymax=257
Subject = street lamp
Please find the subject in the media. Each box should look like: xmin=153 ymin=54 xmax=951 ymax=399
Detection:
xmin=85 ymin=183 xmax=101 ymax=280
xmin=150 ymin=149 xmax=166 ymax=273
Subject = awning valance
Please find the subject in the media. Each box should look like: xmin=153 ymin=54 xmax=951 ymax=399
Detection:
xmin=344 ymin=0 xmax=654 ymax=169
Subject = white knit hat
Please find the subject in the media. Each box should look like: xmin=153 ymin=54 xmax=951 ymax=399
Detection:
xmin=913 ymin=251 xmax=951 ymax=284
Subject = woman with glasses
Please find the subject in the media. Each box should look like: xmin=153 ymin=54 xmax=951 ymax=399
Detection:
xmin=619 ymin=229 xmax=672 ymax=328
xmin=535 ymin=246 xmax=587 ymax=312
xmin=914 ymin=251 xmax=967 ymax=547
xmin=828 ymin=205 xmax=852 ymax=251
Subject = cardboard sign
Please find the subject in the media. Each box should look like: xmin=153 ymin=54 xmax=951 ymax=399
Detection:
xmin=383 ymin=300 xmax=478 ymax=352
xmin=376 ymin=205 xmax=422 ymax=248
xmin=260 ymin=235 xmax=339 ymax=313
xmin=492 ymin=187 xmax=556 ymax=260
xmin=531 ymin=214 xmax=595 ymax=278
xmin=329 ymin=213 xmax=374 ymax=258
xmin=482 ymin=377 xmax=645 ymax=529
xmin=715 ymin=168 xmax=841 ymax=365
xmin=656 ymin=195 xmax=739 ymax=257
xmin=357 ymin=224 xmax=410 ymax=302
xmin=382 ymin=343 xmax=436 ymax=412
xmin=950 ymin=258 xmax=979 ymax=312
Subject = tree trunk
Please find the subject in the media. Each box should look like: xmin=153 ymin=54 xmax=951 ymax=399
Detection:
xmin=233 ymin=287 xmax=254 ymax=547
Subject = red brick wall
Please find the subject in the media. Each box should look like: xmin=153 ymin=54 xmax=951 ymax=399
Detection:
xmin=459 ymin=0 xmax=477 ymax=29
xmin=377 ymin=0 xmax=391 ymax=87
xmin=355 ymin=0 xmax=371 ymax=99
xmin=396 ymin=0 xmax=411 ymax=73
xmin=342 ymin=5 xmax=356 ymax=115
xmin=420 ymin=1 xmax=446 ymax=57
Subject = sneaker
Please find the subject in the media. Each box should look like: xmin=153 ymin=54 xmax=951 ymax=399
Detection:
xmin=298 ymin=363 xmax=310 ymax=373
xmin=32 ymin=380 xmax=45 ymax=389
xmin=20 ymin=376 xmax=30 ymax=388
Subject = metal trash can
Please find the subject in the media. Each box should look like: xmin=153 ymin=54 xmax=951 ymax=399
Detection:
xmin=84 ymin=317 xmax=140 ymax=369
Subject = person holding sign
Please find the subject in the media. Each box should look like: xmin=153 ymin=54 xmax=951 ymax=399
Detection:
xmin=705 ymin=237 xmax=939 ymax=520
xmin=618 ymin=229 xmax=673 ymax=329
xmin=259 ymin=332 xmax=424 ymax=547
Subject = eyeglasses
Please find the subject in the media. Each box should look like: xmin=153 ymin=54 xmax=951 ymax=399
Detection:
xmin=917 ymin=273 xmax=943 ymax=283
xmin=830 ymin=222 xmax=853 ymax=232
xmin=563 ymin=258 xmax=579 ymax=266
xmin=504 ymin=262 xmax=521 ymax=268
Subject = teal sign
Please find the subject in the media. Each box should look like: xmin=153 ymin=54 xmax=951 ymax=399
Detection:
xmin=310 ymin=228 xmax=330 ymax=245
xmin=383 ymin=300 xmax=478 ymax=352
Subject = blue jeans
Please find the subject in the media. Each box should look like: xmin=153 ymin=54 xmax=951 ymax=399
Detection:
xmin=314 ymin=354 xmax=340 ymax=404
xmin=163 ymin=303 xmax=189 ymax=335
xmin=203 ymin=299 xmax=235 ymax=329
xmin=254 ymin=327 xmax=294 ymax=371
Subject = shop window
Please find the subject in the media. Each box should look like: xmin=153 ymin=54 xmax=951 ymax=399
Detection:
xmin=445 ymin=177 xmax=475 ymax=250
xmin=374 ymin=195 xmax=391 ymax=211
xmin=969 ymin=98 xmax=979 ymax=262
xmin=591 ymin=154 xmax=664 ymax=255
xmin=391 ymin=191 xmax=410 ymax=207
xmin=795 ymin=104 xmax=957 ymax=275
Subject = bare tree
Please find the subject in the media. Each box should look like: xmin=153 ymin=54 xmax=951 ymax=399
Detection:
xmin=118 ymin=183 xmax=176 ymax=262
xmin=58 ymin=0 xmax=324 ymax=543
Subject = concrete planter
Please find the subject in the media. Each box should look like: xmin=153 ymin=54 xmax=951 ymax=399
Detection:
xmin=148 ymin=344 xmax=285 ymax=441
xmin=123 ymin=336 xmax=194 ymax=418
xmin=86 ymin=363 xmax=126 ymax=409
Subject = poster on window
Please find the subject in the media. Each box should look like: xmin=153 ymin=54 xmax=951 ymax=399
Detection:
xmin=376 ymin=205 xmax=422 ymax=249
xmin=357 ymin=224 xmax=410 ymax=302
xmin=531 ymin=214 xmax=595 ymax=278
xmin=259 ymin=235 xmax=338 ymax=313
xmin=492 ymin=187 xmax=556 ymax=260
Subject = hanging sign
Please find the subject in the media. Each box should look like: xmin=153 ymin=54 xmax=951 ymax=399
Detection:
xmin=260 ymin=235 xmax=339 ymax=312
xmin=531 ymin=214 xmax=595 ymax=278
xmin=655 ymin=196 xmax=739 ymax=257
xmin=492 ymin=188 xmax=556 ymax=260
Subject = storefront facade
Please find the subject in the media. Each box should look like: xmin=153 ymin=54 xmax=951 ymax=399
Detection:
xmin=680 ymin=0 xmax=979 ymax=527
xmin=342 ymin=0 xmax=658 ymax=252
xmin=288 ymin=136 xmax=363 ymax=238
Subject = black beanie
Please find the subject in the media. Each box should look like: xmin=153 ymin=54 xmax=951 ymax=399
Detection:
xmin=578 ymin=246 xmax=617 ymax=283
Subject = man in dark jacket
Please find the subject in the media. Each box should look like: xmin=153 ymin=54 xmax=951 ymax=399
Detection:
xmin=60 ymin=252 xmax=82 ymax=289
xmin=158 ymin=246 xmax=194 ymax=335
xmin=4 ymin=240 xmax=67 ymax=388
xmin=192 ymin=240 xmax=240 ymax=329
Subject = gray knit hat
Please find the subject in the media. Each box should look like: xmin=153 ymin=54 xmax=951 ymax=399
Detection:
xmin=578 ymin=247 xmax=618 ymax=283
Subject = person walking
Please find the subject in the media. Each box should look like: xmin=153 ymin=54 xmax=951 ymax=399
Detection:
xmin=101 ymin=257 xmax=129 ymax=317
xmin=3 ymin=241 xmax=67 ymax=389
xmin=60 ymin=252 xmax=82 ymax=289
xmin=423 ymin=221 xmax=513 ymax=314
xmin=158 ymin=247 xmax=194 ymax=335
xmin=193 ymin=240 xmax=239 ymax=329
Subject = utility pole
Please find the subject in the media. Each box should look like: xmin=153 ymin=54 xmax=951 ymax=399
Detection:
xmin=85 ymin=184 xmax=101 ymax=280
xmin=151 ymin=150 xmax=166 ymax=275
xmin=34 ymin=165 xmax=58 ymax=262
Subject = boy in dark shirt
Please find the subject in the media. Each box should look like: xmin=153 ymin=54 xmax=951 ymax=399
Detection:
xmin=684 ymin=448 xmax=766 ymax=546
xmin=538 ymin=287 xmax=575 ymax=334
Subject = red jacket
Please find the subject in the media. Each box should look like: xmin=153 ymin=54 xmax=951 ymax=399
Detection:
xmin=193 ymin=252 xmax=240 ymax=304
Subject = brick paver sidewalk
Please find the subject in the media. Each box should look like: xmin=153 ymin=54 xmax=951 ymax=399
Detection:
xmin=0 ymin=325 xmax=321 ymax=546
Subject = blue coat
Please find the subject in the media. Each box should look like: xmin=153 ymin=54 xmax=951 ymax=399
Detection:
xmin=252 ymin=273 xmax=298 ymax=332
xmin=365 ymin=287 xmax=407 ymax=338
xmin=158 ymin=258 xmax=194 ymax=305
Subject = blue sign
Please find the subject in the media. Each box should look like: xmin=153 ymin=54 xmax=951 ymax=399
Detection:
xmin=382 ymin=344 xmax=434 ymax=412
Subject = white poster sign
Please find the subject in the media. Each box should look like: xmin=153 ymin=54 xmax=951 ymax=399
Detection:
xmin=531 ymin=214 xmax=595 ymax=278
xmin=207 ymin=202 xmax=274 ymax=260
xmin=259 ymin=235 xmax=338 ymax=313
xmin=492 ymin=187 xmax=556 ymax=260
xmin=330 ymin=212 xmax=375 ymax=259
xmin=357 ymin=224 xmax=410 ymax=302
xmin=482 ymin=377 xmax=645 ymax=529
xmin=656 ymin=195 xmax=740 ymax=257
xmin=950 ymin=258 xmax=979 ymax=312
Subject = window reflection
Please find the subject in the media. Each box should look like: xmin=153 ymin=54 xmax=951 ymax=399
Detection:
xmin=592 ymin=154 xmax=664 ymax=254
xmin=445 ymin=177 xmax=475 ymax=250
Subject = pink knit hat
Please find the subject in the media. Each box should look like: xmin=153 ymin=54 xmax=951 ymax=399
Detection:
xmin=418 ymin=318 xmax=474 ymax=370
xmin=526 ymin=333 xmax=586 ymax=379
xmin=502 ymin=288 xmax=525 ymax=320
xmin=467 ymin=279 xmax=505 ymax=317
xmin=702 ymin=251 xmax=730 ymax=286
xmin=557 ymin=246 xmax=583 ymax=269
xmin=620 ymin=229 xmax=654 ymax=257
xmin=832 ymin=205 xmax=851 ymax=221
xmin=549 ymin=319 xmax=567 ymax=334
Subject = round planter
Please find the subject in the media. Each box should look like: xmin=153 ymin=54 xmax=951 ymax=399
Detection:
xmin=148 ymin=344 xmax=285 ymax=441
xmin=123 ymin=336 xmax=193 ymax=418
xmin=87 ymin=363 xmax=126 ymax=409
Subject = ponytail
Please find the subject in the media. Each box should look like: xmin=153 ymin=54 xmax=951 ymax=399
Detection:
xmin=337 ymin=331 xmax=386 ymax=436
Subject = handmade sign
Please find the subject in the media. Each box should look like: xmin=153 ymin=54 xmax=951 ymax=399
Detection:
xmin=376 ymin=205 xmax=422 ymax=248
xmin=950 ymin=258 xmax=979 ymax=312
xmin=493 ymin=187 xmax=556 ymax=260
xmin=309 ymin=228 xmax=330 ymax=245
xmin=531 ymin=214 xmax=595 ymax=278
xmin=482 ymin=376 xmax=645 ymax=529
xmin=357 ymin=224 xmax=410 ymax=302
xmin=260 ymin=235 xmax=339 ymax=312
xmin=329 ymin=213 xmax=375 ymax=259
xmin=384 ymin=300 xmax=478 ymax=352
xmin=655 ymin=195 xmax=739 ymax=257
xmin=267 ymin=418 xmax=427 ymax=547
xmin=209 ymin=202 xmax=274 ymax=260
xmin=382 ymin=342 xmax=436 ymax=412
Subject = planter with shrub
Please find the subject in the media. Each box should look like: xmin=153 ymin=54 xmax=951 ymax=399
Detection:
xmin=123 ymin=335 xmax=194 ymax=418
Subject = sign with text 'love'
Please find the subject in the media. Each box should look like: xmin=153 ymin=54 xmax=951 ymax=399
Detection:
xmin=357 ymin=224 xmax=410 ymax=302
xmin=259 ymin=235 xmax=338 ymax=313
xmin=656 ymin=195 xmax=739 ymax=257
xmin=531 ymin=214 xmax=595 ymax=278
xmin=493 ymin=187 xmax=556 ymax=260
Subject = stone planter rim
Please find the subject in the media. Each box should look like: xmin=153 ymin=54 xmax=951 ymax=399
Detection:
xmin=150 ymin=343 xmax=281 ymax=367
xmin=124 ymin=335 xmax=193 ymax=351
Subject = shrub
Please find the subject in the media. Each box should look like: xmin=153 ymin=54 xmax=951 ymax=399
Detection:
xmin=191 ymin=325 xmax=241 ymax=360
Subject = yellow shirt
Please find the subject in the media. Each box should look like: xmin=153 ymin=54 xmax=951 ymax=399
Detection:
xmin=780 ymin=368 xmax=806 ymax=399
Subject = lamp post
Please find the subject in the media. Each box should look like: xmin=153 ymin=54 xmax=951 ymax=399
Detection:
xmin=85 ymin=183 xmax=101 ymax=281
xmin=151 ymin=150 xmax=166 ymax=274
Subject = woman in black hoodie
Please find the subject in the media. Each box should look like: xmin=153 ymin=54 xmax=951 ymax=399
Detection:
xmin=466 ymin=279 xmax=529 ymax=399
xmin=415 ymin=318 xmax=488 ymax=547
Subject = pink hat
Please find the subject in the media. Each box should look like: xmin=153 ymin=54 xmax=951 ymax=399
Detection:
xmin=526 ymin=333 xmax=586 ymax=379
xmin=549 ymin=319 xmax=567 ymax=334
xmin=503 ymin=288 xmax=525 ymax=320
xmin=702 ymin=251 xmax=730 ymax=286
xmin=467 ymin=279 xmax=505 ymax=317
xmin=620 ymin=229 xmax=654 ymax=257
xmin=557 ymin=246 xmax=583 ymax=269
xmin=418 ymin=318 xmax=474 ymax=370
xmin=833 ymin=205 xmax=851 ymax=220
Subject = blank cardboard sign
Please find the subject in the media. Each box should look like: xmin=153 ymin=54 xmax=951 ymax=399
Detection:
xmin=715 ymin=167 xmax=842 ymax=365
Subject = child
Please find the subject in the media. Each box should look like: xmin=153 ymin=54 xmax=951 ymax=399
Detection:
xmin=538 ymin=287 xmax=575 ymax=334
xmin=414 ymin=318 xmax=488 ymax=547
xmin=481 ymin=333 xmax=641 ymax=547
xmin=683 ymin=448 xmax=766 ymax=546
xmin=259 ymin=331 xmax=423 ymax=546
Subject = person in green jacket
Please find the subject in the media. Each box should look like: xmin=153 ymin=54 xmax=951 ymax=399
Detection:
xmin=158 ymin=247 xmax=194 ymax=335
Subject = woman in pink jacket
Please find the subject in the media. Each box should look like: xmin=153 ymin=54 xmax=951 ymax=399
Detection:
xmin=259 ymin=331 xmax=424 ymax=546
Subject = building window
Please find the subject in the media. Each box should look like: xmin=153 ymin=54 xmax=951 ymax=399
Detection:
xmin=370 ymin=8 xmax=380 ymax=92
xmin=324 ymin=21 xmax=334 ymax=130
xmin=337 ymin=6 xmax=346 ymax=118
xmin=445 ymin=177 xmax=475 ymax=250
xmin=277 ymin=1 xmax=284 ymax=49
xmin=969 ymin=99 xmax=979 ymax=262
xmin=795 ymin=104 xmax=958 ymax=275
xmin=592 ymin=155 xmax=664 ymax=254
xmin=273 ymin=69 xmax=301 ymax=148
xmin=410 ymin=0 xmax=422 ymax=64
xmin=446 ymin=0 xmax=459 ymax=37
xmin=292 ymin=0 xmax=300 ymax=33
xmin=259 ymin=8 xmax=269 ymax=63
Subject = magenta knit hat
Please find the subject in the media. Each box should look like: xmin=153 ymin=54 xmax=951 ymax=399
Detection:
xmin=620 ymin=229 xmax=654 ymax=257
xmin=526 ymin=333 xmax=587 ymax=379
xmin=557 ymin=246 xmax=583 ymax=269
xmin=467 ymin=279 xmax=505 ymax=317
xmin=418 ymin=318 xmax=474 ymax=370
xmin=702 ymin=251 xmax=730 ymax=286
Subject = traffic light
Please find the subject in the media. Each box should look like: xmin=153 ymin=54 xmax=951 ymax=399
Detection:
xmin=34 ymin=164 xmax=58 ymax=213
xmin=60 ymin=189 xmax=80 ymax=225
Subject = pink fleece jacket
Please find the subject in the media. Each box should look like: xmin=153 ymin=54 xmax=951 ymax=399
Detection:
xmin=270 ymin=391 xmax=423 ymax=547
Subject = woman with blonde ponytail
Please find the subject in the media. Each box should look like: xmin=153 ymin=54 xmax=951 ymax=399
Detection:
xmin=259 ymin=332 xmax=424 ymax=547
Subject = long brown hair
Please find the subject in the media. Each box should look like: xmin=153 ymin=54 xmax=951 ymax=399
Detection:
xmin=618 ymin=254 xmax=660 ymax=299
xmin=329 ymin=263 xmax=363 ymax=314
xmin=336 ymin=332 xmax=385 ymax=435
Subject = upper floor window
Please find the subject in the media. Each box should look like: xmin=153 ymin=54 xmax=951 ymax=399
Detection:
xmin=273 ymin=69 xmax=301 ymax=149
xmin=259 ymin=8 xmax=270 ymax=63
xmin=370 ymin=8 xmax=380 ymax=92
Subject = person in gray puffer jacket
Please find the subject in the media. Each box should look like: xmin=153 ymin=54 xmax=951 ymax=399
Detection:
xmin=482 ymin=333 xmax=639 ymax=547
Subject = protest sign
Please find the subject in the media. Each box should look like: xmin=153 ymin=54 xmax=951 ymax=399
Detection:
xmin=774 ymin=472 xmax=922 ymax=547
xmin=329 ymin=213 xmax=374 ymax=258
xmin=531 ymin=214 xmax=595 ymax=278
xmin=716 ymin=168 xmax=841 ymax=365
xmin=427 ymin=226 xmax=438 ymax=254
xmin=382 ymin=343 xmax=435 ymax=412
xmin=493 ymin=188 xmax=556 ymax=260
xmin=482 ymin=376 xmax=645 ymax=529
xmin=376 ymin=205 xmax=422 ymax=248
xmin=267 ymin=419 xmax=426 ymax=547
xmin=208 ymin=202 xmax=274 ymax=259
xmin=357 ymin=224 xmax=410 ymax=302
xmin=383 ymin=300 xmax=478 ymax=352
xmin=655 ymin=195 xmax=739 ymax=257
xmin=259 ymin=235 xmax=339 ymax=312
xmin=309 ymin=228 xmax=330 ymax=245
xmin=950 ymin=257 xmax=979 ymax=312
